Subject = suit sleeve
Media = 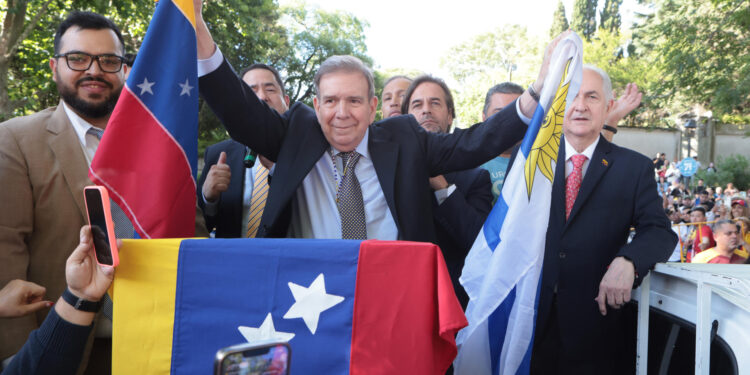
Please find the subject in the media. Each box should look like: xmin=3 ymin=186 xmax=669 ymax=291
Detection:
xmin=196 ymin=145 xmax=219 ymax=233
xmin=422 ymin=101 xmax=527 ymax=176
xmin=0 ymin=125 xmax=40 ymax=358
xmin=2 ymin=308 xmax=92 ymax=375
xmin=617 ymin=156 xmax=678 ymax=286
xmin=198 ymin=59 xmax=287 ymax=161
xmin=433 ymin=170 xmax=493 ymax=250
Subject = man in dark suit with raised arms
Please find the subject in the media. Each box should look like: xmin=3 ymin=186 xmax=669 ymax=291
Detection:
xmin=192 ymin=0 xmax=562 ymax=243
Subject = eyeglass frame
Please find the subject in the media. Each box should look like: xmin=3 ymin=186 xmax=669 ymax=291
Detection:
xmin=53 ymin=51 xmax=126 ymax=73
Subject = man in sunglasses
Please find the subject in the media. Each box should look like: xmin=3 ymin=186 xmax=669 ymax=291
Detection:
xmin=0 ymin=11 xmax=155 ymax=374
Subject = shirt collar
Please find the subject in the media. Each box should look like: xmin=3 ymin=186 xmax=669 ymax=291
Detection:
xmin=330 ymin=128 xmax=370 ymax=160
xmin=564 ymin=136 xmax=599 ymax=162
xmin=61 ymin=101 xmax=103 ymax=146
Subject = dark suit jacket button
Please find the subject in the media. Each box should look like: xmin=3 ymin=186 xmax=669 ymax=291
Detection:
xmin=559 ymin=252 xmax=566 ymax=259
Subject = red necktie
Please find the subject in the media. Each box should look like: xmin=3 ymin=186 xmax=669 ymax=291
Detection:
xmin=565 ymin=154 xmax=588 ymax=219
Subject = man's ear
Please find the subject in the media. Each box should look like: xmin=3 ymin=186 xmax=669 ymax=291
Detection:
xmin=369 ymin=96 xmax=378 ymax=123
xmin=284 ymin=95 xmax=290 ymax=107
xmin=50 ymin=58 xmax=58 ymax=81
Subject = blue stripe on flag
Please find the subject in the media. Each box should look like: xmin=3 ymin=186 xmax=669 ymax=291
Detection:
xmin=488 ymin=286 xmax=516 ymax=375
xmin=520 ymin=105 xmax=547 ymax=158
xmin=514 ymin=273 xmax=544 ymax=375
xmin=126 ymin=0 xmax=198 ymax=177
xmin=483 ymin=196 xmax=509 ymax=250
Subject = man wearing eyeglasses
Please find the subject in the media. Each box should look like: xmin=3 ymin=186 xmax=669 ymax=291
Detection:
xmin=1 ymin=11 xmax=141 ymax=374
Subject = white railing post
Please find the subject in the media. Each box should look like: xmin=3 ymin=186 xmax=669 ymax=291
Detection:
xmin=636 ymin=273 xmax=650 ymax=375
xmin=695 ymin=281 xmax=712 ymax=375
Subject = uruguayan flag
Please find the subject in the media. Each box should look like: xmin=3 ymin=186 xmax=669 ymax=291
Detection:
xmin=454 ymin=33 xmax=583 ymax=375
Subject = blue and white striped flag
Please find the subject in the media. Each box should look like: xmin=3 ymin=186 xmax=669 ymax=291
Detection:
xmin=454 ymin=33 xmax=583 ymax=375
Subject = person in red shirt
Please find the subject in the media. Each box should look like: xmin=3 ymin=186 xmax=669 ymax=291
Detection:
xmin=692 ymin=219 xmax=746 ymax=264
xmin=688 ymin=206 xmax=715 ymax=262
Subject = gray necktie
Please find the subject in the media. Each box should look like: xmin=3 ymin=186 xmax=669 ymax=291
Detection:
xmin=336 ymin=152 xmax=367 ymax=239
xmin=87 ymin=127 xmax=135 ymax=319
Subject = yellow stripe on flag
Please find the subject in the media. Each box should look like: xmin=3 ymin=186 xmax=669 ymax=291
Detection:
xmin=173 ymin=0 xmax=196 ymax=29
xmin=112 ymin=239 xmax=182 ymax=375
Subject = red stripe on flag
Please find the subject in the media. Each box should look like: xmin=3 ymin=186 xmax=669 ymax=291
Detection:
xmin=350 ymin=241 xmax=467 ymax=374
xmin=90 ymin=88 xmax=195 ymax=238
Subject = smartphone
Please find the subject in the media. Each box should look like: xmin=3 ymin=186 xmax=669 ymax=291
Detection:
xmin=83 ymin=186 xmax=119 ymax=267
xmin=214 ymin=341 xmax=291 ymax=375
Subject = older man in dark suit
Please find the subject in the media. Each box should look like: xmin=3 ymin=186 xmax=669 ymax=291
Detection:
xmin=530 ymin=65 xmax=676 ymax=374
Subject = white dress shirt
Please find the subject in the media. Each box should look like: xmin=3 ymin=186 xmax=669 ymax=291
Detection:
xmin=564 ymin=137 xmax=600 ymax=179
xmin=62 ymin=101 xmax=104 ymax=165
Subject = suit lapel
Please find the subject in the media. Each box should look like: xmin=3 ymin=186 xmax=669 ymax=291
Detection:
xmin=550 ymin=139 xmax=567 ymax=230
xmin=368 ymin=125 xmax=400 ymax=229
xmin=46 ymin=104 xmax=90 ymax=219
xmin=566 ymin=136 xmax=613 ymax=225
xmin=269 ymin=124 xmax=328 ymax=216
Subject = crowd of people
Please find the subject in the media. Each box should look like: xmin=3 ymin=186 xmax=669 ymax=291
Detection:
xmin=661 ymin=174 xmax=750 ymax=264
xmin=0 ymin=2 xmax=739 ymax=374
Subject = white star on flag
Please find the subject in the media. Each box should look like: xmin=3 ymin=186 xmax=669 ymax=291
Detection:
xmin=238 ymin=313 xmax=295 ymax=343
xmin=283 ymin=273 xmax=344 ymax=334
xmin=178 ymin=78 xmax=193 ymax=96
xmin=137 ymin=77 xmax=155 ymax=95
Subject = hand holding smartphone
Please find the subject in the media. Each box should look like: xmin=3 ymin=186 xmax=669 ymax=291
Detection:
xmin=83 ymin=186 xmax=119 ymax=267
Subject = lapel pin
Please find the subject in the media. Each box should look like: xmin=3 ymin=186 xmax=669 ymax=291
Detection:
xmin=602 ymin=159 xmax=608 ymax=167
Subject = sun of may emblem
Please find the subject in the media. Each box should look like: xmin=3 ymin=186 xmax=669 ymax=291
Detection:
xmin=524 ymin=58 xmax=573 ymax=198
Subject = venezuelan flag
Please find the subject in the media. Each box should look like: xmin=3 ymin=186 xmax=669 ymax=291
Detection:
xmin=112 ymin=239 xmax=467 ymax=374
xmin=90 ymin=0 xmax=198 ymax=238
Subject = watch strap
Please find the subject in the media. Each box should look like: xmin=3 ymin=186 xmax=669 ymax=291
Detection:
xmin=602 ymin=124 xmax=618 ymax=134
xmin=61 ymin=288 xmax=102 ymax=312
xmin=527 ymin=84 xmax=541 ymax=102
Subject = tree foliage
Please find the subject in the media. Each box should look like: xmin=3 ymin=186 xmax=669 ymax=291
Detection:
xmin=633 ymin=0 xmax=750 ymax=119
xmin=440 ymin=25 xmax=542 ymax=127
xmin=549 ymin=1 xmax=570 ymax=38
xmin=600 ymin=0 xmax=623 ymax=33
xmin=571 ymin=0 xmax=597 ymax=40
xmin=695 ymin=154 xmax=750 ymax=190
xmin=270 ymin=2 xmax=371 ymax=106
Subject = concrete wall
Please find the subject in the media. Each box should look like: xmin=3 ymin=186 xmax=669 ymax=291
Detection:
xmin=613 ymin=127 xmax=682 ymax=161
xmin=713 ymin=124 xmax=750 ymax=161
xmin=614 ymin=124 xmax=748 ymax=164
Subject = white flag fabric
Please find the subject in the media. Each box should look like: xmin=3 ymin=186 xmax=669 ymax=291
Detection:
xmin=454 ymin=33 xmax=583 ymax=375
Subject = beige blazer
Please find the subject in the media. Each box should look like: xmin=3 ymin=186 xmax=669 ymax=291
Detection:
xmin=0 ymin=103 xmax=207 ymax=363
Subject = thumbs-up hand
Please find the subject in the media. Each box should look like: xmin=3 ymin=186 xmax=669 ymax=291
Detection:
xmin=203 ymin=151 xmax=231 ymax=202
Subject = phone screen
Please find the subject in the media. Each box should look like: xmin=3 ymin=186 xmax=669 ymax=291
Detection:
xmin=85 ymin=189 xmax=113 ymax=265
xmin=220 ymin=344 xmax=289 ymax=375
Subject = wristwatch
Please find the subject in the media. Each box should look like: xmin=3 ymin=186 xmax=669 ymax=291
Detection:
xmin=61 ymin=288 xmax=102 ymax=312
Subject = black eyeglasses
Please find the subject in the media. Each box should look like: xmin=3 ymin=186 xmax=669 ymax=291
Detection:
xmin=54 ymin=52 xmax=126 ymax=73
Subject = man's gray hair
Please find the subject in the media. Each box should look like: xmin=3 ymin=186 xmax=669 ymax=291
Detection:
xmin=582 ymin=64 xmax=613 ymax=101
xmin=483 ymin=82 xmax=524 ymax=116
xmin=715 ymin=219 xmax=739 ymax=231
xmin=314 ymin=55 xmax=375 ymax=99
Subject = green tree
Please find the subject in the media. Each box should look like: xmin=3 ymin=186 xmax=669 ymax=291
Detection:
xmin=583 ymin=28 xmax=666 ymax=127
xmin=270 ymin=3 xmax=371 ymax=106
xmin=571 ymin=0 xmax=597 ymax=40
xmin=695 ymin=154 xmax=750 ymax=190
xmin=633 ymin=0 xmax=750 ymax=119
xmin=440 ymin=25 xmax=542 ymax=127
xmin=549 ymin=1 xmax=570 ymax=38
xmin=600 ymin=0 xmax=623 ymax=33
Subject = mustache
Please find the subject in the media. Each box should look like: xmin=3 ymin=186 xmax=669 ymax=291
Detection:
xmin=76 ymin=76 xmax=113 ymax=89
